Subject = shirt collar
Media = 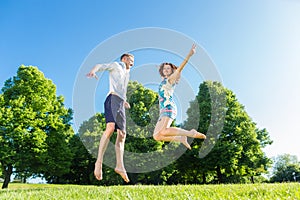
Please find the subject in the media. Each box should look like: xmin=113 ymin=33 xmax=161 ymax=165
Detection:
xmin=119 ymin=62 xmax=126 ymax=69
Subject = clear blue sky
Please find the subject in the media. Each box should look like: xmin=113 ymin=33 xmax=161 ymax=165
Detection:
xmin=1 ymin=0 xmax=300 ymax=161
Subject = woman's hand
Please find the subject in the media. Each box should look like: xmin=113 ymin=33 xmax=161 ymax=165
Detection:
xmin=189 ymin=44 xmax=196 ymax=56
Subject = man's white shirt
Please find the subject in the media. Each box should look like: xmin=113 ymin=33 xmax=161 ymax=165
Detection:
xmin=95 ymin=62 xmax=129 ymax=100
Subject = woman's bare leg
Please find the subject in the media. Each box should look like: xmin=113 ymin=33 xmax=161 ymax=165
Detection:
xmin=154 ymin=117 xmax=206 ymax=138
xmin=153 ymin=117 xmax=205 ymax=149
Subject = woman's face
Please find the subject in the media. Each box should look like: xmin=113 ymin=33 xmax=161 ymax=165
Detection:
xmin=162 ymin=64 xmax=173 ymax=77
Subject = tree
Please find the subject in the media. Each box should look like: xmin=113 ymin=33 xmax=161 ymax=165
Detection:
xmin=181 ymin=81 xmax=272 ymax=184
xmin=270 ymin=154 xmax=300 ymax=182
xmin=41 ymin=107 xmax=74 ymax=184
xmin=0 ymin=65 xmax=74 ymax=188
xmin=175 ymin=81 xmax=225 ymax=184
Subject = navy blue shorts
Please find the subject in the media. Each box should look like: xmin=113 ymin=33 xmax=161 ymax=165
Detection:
xmin=104 ymin=94 xmax=126 ymax=132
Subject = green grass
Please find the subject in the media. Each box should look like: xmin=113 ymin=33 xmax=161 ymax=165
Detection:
xmin=0 ymin=183 xmax=299 ymax=200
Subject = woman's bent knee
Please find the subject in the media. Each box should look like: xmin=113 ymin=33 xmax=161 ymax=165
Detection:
xmin=153 ymin=133 xmax=161 ymax=141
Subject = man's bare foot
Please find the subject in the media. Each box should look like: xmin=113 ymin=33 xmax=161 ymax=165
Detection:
xmin=115 ymin=168 xmax=130 ymax=183
xmin=190 ymin=129 xmax=206 ymax=139
xmin=94 ymin=161 xmax=103 ymax=181
xmin=181 ymin=136 xmax=191 ymax=149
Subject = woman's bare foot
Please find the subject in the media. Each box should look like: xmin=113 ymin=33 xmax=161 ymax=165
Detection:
xmin=190 ymin=129 xmax=206 ymax=139
xmin=181 ymin=136 xmax=191 ymax=149
xmin=94 ymin=161 xmax=103 ymax=180
xmin=115 ymin=168 xmax=130 ymax=183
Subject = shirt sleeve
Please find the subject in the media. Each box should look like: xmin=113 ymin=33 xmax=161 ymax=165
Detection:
xmin=96 ymin=62 xmax=117 ymax=72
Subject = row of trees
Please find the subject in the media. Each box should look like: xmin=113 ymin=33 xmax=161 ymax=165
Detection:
xmin=78 ymin=80 xmax=273 ymax=185
xmin=1 ymin=65 xmax=299 ymax=189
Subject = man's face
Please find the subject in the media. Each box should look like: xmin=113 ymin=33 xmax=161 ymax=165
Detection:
xmin=124 ymin=56 xmax=134 ymax=68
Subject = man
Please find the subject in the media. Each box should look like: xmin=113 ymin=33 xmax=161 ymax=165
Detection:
xmin=86 ymin=53 xmax=134 ymax=183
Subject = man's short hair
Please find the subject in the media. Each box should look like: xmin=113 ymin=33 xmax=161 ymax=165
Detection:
xmin=120 ymin=53 xmax=134 ymax=61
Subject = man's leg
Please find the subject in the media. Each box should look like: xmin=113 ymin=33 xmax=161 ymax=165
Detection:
xmin=114 ymin=129 xmax=129 ymax=182
xmin=94 ymin=122 xmax=115 ymax=180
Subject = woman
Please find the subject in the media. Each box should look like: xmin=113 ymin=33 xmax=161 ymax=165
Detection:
xmin=153 ymin=44 xmax=206 ymax=149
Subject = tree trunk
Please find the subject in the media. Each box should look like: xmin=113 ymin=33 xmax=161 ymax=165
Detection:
xmin=22 ymin=176 xmax=27 ymax=183
xmin=202 ymin=172 xmax=207 ymax=184
xmin=216 ymin=165 xmax=222 ymax=184
xmin=2 ymin=164 xmax=13 ymax=189
xmin=250 ymin=176 xmax=254 ymax=184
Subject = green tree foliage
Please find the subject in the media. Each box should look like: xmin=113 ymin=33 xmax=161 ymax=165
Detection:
xmin=0 ymin=65 xmax=74 ymax=188
xmin=270 ymin=154 xmax=300 ymax=182
xmin=127 ymin=81 xmax=158 ymax=127
xmin=176 ymin=81 xmax=226 ymax=184
xmin=181 ymin=81 xmax=272 ymax=184
xmin=61 ymin=134 xmax=95 ymax=185
xmin=125 ymin=81 xmax=161 ymax=153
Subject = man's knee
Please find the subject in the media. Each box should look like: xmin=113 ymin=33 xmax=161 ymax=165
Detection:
xmin=105 ymin=123 xmax=115 ymax=136
xmin=117 ymin=130 xmax=126 ymax=139
xmin=106 ymin=122 xmax=115 ymax=129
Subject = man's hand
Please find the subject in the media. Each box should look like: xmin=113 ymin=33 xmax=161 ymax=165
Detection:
xmin=124 ymin=101 xmax=131 ymax=109
xmin=86 ymin=71 xmax=98 ymax=80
